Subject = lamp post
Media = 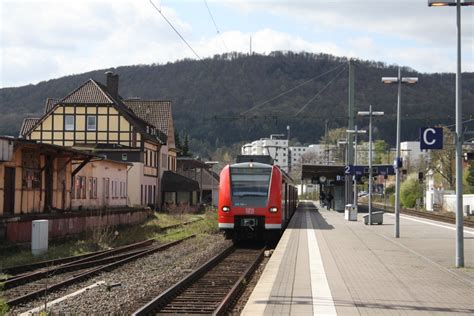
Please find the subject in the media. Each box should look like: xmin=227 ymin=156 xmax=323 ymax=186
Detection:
xmin=382 ymin=69 xmax=418 ymax=238
xmin=358 ymin=105 xmax=384 ymax=225
xmin=428 ymin=0 xmax=473 ymax=268
xmin=346 ymin=125 xmax=366 ymax=209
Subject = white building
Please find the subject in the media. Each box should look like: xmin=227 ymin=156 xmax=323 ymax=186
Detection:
xmin=400 ymin=141 xmax=428 ymax=170
xmin=241 ymin=136 xmax=289 ymax=172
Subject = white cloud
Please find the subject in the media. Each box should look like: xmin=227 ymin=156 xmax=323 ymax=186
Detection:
xmin=0 ymin=0 xmax=472 ymax=87
xmin=0 ymin=0 xmax=193 ymax=87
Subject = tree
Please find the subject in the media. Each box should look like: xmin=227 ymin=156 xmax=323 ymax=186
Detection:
xmin=182 ymin=133 xmax=192 ymax=157
xmin=400 ymin=173 xmax=423 ymax=208
xmin=320 ymin=127 xmax=347 ymax=145
xmin=175 ymin=131 xmax=182 ymax=152
xmin=465 ymin=161 xmax=474 ymax=193
xmin=467 ymin=162 xmax=474 ymax=186
xmin=374 ymin=140 xmax=389 ymax=164
xmin=429 ymin=126 xmax=455 ymax=189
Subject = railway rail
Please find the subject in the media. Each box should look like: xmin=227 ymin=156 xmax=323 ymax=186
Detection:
xmin=1 ymin=218 xmax=204 ymax=283
xmin=133 ymin=245 xmax=265 ymax=315
xmin=4 ymin=235 xmax=195 ymax=307
xmin=1 ymin=239 xmax=154 ymax=283
xmin=363 ymin=203 xmax=474 ymax=228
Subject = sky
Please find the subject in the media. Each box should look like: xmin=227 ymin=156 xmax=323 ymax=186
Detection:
xmin=0 ymin=0 xmax=473 ymax=88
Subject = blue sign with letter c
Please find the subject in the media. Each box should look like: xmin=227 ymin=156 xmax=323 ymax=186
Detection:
xmin=420 ymin=127 xmax=443 ymax=150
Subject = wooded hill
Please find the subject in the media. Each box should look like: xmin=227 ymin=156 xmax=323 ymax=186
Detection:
xmin=1 ymin=51 xmax=473 ymax=157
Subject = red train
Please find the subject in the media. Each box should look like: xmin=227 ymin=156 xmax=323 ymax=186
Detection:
xmin=218 ymin=161 xmax=297 ymax=242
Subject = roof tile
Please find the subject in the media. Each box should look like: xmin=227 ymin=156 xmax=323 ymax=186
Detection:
xmin=19 ymin=118 xmax=40 ymax=136
xmin=124 ymin=100 xmax=172 ymax=135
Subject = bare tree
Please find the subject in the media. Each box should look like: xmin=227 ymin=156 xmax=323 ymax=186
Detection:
xmin=429 ymin=126 xmax=455 ymax=189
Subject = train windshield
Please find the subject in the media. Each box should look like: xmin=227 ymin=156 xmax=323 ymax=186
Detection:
xmin=230 ymin=167 xmax=271 ymax=207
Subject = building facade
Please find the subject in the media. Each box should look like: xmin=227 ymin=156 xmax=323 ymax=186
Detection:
xmin=400 ymin=141 xmax=428 ymax=171
xmin=241 ymin=136 xmax=289 ymax=172
xmin=71 ymin=159 xmax=131 ymax=210
xmin=0 ymin=137 xmax=97 ymax=216
xmin=20 ymin=73 xmax=166 ymax=208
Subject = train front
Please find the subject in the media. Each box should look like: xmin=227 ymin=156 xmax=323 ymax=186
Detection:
xmin=218 ymin=162 xmax=282 ymax=241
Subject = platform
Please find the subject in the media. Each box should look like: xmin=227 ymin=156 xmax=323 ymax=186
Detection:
xmin=242 ymin=201 xmax=474 ymax=315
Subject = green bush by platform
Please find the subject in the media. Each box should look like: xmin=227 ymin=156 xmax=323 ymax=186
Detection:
xmin=400 ymin=174 xmax=423 ymax=208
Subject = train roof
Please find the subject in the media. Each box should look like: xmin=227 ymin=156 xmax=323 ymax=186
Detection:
xmin=236 ymin=155 xmax=274 ymax=165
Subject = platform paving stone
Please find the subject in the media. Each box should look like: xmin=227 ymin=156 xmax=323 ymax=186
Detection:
xmin=243 ymin=201 xmax=474 ymax=315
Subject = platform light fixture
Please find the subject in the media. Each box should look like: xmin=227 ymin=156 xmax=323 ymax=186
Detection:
xmin=428 ymin=0 xmax=473 ymax=268
xmin=346 ymin=126 xmax=366 ymax=209
xmin=382 ymin=69 xmax=418 ymax=239
xmin=428 ymin=0 xmax=474 ymax=6
xmin=358 ymin=106 xmax=384 ymax=225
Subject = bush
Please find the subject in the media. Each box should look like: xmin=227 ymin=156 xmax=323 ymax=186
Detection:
xmin=400 ymin=174 xmax=423 ymax=208
xmin=385 ymin=185 xmax=395 ymax=196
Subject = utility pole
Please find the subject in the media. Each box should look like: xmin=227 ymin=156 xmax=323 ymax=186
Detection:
xmin=346 ymin=59 xmax=355 ymax=205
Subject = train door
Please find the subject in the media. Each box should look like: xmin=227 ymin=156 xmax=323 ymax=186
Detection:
xmin=3 ymin=167 xmax=15 ymax=214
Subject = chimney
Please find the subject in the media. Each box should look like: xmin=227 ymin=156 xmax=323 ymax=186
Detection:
xmin=105 ymin=71 xmax=119 ymax=99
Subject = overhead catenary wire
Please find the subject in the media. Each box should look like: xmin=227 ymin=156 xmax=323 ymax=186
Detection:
xmin=241 ymin=63 xmax=346 ymax=116
xmin=203 ymin=0 xmax=229 ymax=51
xmin=294 ymin=65 xmax=347 ymax=116
xmin=149 ymin=0 xmax=204 ymax=62
xmin=149 ymin=0 xmax=247 ymax=110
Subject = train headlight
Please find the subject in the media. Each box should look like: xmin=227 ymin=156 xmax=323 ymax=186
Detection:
xmin=269 ymin=207 xmax=278 ymax=213
xmin=222 ymin=206 xmax=230 ymax=212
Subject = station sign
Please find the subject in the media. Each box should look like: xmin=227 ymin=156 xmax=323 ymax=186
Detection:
xmin=345 ymin=164 xmax=395 ymax=176
xmin=420 ymin=127 xmax=443 ymax=150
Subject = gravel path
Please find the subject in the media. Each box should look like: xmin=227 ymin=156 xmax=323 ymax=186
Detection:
xmin=10 ymin=234 xmax=232 ymax=315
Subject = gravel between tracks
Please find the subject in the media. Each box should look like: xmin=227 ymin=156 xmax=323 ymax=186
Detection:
xmin=11 ymin=234 xmax=232 ymax=314
xmin=231 ymin=255 xmax=269 ymax=314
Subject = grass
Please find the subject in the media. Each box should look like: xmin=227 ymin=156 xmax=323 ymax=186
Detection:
xmin=0 ymin=210 xmax=219 ymax=271
xmin=0 ymin=283 xmax=7 ymax=316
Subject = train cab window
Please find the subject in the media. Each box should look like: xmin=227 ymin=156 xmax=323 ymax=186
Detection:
xmin=230 ymin=166 xmax=271 ymax=207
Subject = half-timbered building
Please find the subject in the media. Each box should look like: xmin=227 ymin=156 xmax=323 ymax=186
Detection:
xmin=20 ymin=72 xmax=165 ymax=208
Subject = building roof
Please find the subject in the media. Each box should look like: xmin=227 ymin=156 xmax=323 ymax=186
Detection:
xmin=60 ymin=80 xmax=114 ymax=104
xmin=0 ymin=136 xmax=102 ymax=160
xmin=22 ymin=78 xmax=166 ymax=145
xmin=124 ymin=99 xmax=172 ymax=136
xmin=44 ymin=98 xmax=60 ymax=114
xmin=177 ymin=157 xmax=210 ymax=170
xmin=19 ymin=118 xmax=40 ymax=137
xmin=301 ymin=164 xmax=346 ymax=182
xmin=161 ymin=171 xmax=199 ymax=192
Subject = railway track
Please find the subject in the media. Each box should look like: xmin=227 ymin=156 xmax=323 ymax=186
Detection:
xmin=133 ymin=245 xmax=265 ymax=315
xmin=363 ymin=203 xmax=474 ymax=228
xmin=3 ymin=235 xmax=195 ymax=307
xmin=1 ymin=238 xmax=154 ymax=283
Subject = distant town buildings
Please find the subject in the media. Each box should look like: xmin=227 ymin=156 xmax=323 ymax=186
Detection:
xmin=242 ymin=136 xmax=339 ymax=172
xmin=242 ymin=136 xmax=289 ymax=172
xmin=400 ymin=141 xmax=429 ymax=170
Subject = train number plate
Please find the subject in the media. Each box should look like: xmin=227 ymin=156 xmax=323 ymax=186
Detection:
xmin=245 ymin=208 xmax=255 ymax=214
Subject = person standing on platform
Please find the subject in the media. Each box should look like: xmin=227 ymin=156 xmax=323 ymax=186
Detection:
xmin=326 ymin=191 xmax=333 ymax=210
xmin=319 ymin=190 xmax=326 ymax=208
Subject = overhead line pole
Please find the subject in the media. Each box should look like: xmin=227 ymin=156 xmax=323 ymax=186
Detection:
xmin=347 ymin=59 xmax=355 ymax=205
